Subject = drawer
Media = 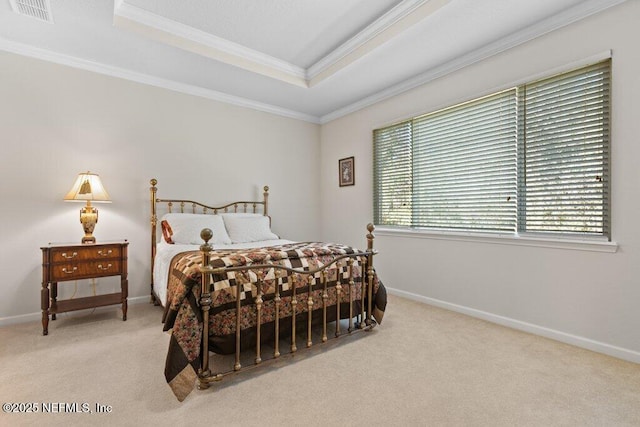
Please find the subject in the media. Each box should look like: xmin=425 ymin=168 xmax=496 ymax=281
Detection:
xmin=50 ymin=260 xmax=122 ymax=281
xmin=51 ymin=245 xmax=122 ymax=262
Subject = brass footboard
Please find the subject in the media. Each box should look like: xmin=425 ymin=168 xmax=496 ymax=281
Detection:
xmin=196 ymin=224 xmax=377 ymax=389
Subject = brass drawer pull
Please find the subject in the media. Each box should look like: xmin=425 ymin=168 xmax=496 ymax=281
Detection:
xmin=62 ymin=267 xmax=78 ymax=274
xmin=61 ymin=252 xmax=78 ymax=259
xmin=97 ymin=263 xmax=113 ymax=271
xmin=97 ymin=249 xmax=113 ymax=257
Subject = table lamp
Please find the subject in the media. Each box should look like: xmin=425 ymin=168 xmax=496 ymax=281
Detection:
xmin=64 ymin=172 xmax=111 ymax=244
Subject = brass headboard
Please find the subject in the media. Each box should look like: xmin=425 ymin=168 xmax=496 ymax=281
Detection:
xmin=148 ymin=178 xmax=269 ymax=303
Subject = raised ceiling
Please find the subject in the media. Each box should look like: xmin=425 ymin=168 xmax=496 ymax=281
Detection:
xmin=0 ymin=0 xmax=627 ymax=123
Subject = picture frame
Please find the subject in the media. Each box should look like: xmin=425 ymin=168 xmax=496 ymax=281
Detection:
xmin=339 ymin=156 xmax=355 ymax=187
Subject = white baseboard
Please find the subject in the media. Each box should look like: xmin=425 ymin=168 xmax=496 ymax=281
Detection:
xmin=0 ymin=295 xmax=151 ymax=328
xmin=387 ymin=287 xmax=640 ymax=364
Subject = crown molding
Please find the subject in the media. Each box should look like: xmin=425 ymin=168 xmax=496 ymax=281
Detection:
xmin=307 ymin=0 xmax=450 ymax=87
xmin=0 ymin=37 xmax=321 ymax=124
xmin=114 ymin=1 xmax=308 ymax=87
xmin=308 ymin=0 xmax=428 ymax=78
xmin=319 ymin=0 xmax=628 ymax=124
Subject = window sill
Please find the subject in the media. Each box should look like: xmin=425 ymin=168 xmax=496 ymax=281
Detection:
xmin=374 ymin=227 xmax=618 ymax=253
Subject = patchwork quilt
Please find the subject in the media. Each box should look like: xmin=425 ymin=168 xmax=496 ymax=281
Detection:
xmin=162 ymin=242 xmax=386 ymax=401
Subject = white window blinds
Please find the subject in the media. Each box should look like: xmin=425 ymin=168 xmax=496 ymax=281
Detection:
xmin=373 ymin=59 xmax=611 ymax=239
xmin=373 ymin=121 xmax=412 ymax=226
xmin=520 ymin=61 xmax=610 ymax=235
xmin=411 ymin=90 xmax=517 ymax=232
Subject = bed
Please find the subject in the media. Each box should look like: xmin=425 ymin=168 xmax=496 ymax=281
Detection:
xmin=149 ymin=179 xmax=387 ymax=401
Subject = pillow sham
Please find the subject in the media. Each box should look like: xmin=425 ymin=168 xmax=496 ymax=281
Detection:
xmin=222 ymin=214 xmax=278 ymax=243
xmin=161 ymin=213 xmax=232 ymax=245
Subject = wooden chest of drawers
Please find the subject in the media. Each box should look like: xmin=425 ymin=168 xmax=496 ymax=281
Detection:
xmin=41 ymin=241 xmax=128 ymax=335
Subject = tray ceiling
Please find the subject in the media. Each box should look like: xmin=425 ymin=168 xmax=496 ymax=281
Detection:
xmin=0 ymin=0 xmax=627 ymax=123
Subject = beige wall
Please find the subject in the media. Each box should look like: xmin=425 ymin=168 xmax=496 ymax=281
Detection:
xmin=0 ymin=51 xmax=320 ymax=320
xmin=320 ymin=1 xmax=640 ymax=360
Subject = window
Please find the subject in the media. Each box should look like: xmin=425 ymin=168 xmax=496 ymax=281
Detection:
xmin=373 ymin=60 xmax=610 ymax=239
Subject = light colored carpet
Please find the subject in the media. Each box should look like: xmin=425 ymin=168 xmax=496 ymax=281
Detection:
xmin=1 ymin=295 xmax=639 ymax=426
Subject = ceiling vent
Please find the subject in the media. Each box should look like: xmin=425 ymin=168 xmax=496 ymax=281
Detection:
xmin=8 ymin=0 xmax=54 ymax=23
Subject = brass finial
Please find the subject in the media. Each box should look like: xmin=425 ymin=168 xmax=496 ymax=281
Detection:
xmin=150 ymin=178 xmax=157 ymax=186
xmin=200 ymin=228 xmax=213 ymax=244
xmin=366 ymin=223 xmax=375 ymax=251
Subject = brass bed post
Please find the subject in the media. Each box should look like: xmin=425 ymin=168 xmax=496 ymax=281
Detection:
xmin=306 ymin=275 xmax=314 ymax=348
xmin=359 ymin=256 xmax=366 ymax=329
xmin=274 ymin=270 xmax=281 ymax=358
xmin=150 ymin=179 xmax=158 ymax=303
xmin=234 ymin=278 xmax=242 ymax=371
xmin=198 ymin=228 xmax=213 ymax=389
xmin=290 ymin=276 xmax=298 ymax=353
xmin=198 ymin=229 xmax=214 ymax=389
xmin=335 ymin=272 xmax=342 ymax=337
xmin=263 ymin=186 xmax=269 ymax=217
xmin=321 ymin=271 xmax=328 ymax=342
xmin=348 ymin=258 xmax=355 ymax=332
xmin=255 ymin=274 xmax=263 ymax=365
xmin=366 ymin=223 xmax=375 ymax=327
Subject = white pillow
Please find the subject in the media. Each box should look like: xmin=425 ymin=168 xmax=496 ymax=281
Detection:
xmin=222 ymin=215 xmax=278 ymax=243
xmin=161 ymin=213 xmax=232 ymax=245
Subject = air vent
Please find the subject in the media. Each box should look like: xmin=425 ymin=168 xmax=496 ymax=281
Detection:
xmin=9 ymin=0 xmax=54 ymax=23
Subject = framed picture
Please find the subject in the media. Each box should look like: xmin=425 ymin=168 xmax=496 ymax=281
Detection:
xmin=339 ymin=156 xmax=355 ymax=187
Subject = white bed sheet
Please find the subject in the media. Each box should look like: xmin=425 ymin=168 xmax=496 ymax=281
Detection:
xmin=153 ymin=239 xmax=295 ymax=306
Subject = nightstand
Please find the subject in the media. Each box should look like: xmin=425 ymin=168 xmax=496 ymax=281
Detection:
xmin=40 ymin=241 xmax=128 ymax=335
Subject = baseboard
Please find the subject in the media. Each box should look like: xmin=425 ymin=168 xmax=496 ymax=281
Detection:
xmin=0 ymin=295 xmax=150 ymax=327
xmin=387 ymin=287 xmax=640 ymax=364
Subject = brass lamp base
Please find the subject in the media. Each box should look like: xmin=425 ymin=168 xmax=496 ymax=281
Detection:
xmin=80 ymin=203 xmax=99 ymax=244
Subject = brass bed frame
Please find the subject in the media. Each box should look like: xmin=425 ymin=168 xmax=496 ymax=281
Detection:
xmin=149 ymin=178 xmax=378 ymax=391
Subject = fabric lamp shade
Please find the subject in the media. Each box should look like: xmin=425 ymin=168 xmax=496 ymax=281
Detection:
xmin=64 ymin=172 xmax=111 ymax=203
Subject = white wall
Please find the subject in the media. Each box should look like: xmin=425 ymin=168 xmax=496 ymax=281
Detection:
xmin=320 ymin=1 xmax=640 ymax=360
xmin=0 ymin=51 xmax=320 ymax=321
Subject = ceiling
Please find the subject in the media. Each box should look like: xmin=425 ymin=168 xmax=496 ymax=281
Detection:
xmin=0 ymin=0 xmax=626 ymax=123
